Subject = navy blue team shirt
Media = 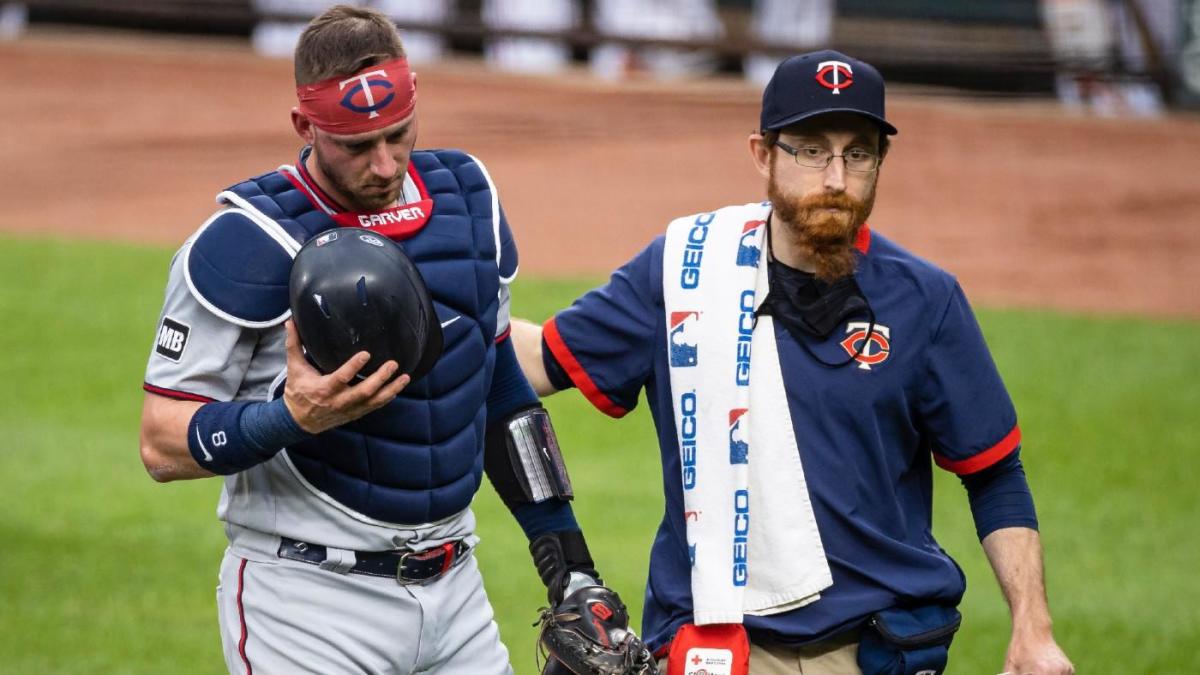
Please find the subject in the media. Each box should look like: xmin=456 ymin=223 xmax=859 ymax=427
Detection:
xmin=542 ymin=225 xmax=1024 ymax=652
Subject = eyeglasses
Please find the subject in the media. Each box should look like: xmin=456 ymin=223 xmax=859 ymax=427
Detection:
xmin=774 ymin=141 xmax=880 ymax=173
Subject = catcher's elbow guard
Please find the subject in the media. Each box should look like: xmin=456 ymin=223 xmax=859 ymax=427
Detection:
xmin=485 ymin=405 xmax=574 ymax=509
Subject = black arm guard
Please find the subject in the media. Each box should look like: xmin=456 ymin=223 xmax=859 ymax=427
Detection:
xmin=485 ymin=405 xmax=574 ymax=510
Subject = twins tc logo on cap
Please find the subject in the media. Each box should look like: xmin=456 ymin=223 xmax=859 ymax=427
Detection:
xmin=816 ymin=60 xmax=853 ymax=94
xmin=840 ymin=322 xmax=891 ymax=370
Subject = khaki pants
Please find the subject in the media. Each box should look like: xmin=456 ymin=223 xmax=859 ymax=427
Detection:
xmin=659 ymin=636 xmax=860 ymax=675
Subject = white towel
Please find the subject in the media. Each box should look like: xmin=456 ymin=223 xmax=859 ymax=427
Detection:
xmin=662 ymin=202 xmax=832 ymax=624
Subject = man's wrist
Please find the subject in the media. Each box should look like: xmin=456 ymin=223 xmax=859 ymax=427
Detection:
xmin=187 ymin=399 xmax=311 ymax=475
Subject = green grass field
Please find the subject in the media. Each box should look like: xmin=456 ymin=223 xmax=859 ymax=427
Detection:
xmin=1 ymin=235 xmax=1197 ymax=673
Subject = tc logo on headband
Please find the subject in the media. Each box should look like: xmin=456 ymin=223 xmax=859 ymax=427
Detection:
xmin=816 ymin=60 xmax=853 ymax=95
xmin=339 ymin=69 xmax=395 ymax=119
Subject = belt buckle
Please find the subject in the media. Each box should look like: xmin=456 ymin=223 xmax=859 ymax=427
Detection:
xmin=395 ymin=549 xmax=422 ymax=585
xmin=395 ymin=541 xmax=459 ymax=585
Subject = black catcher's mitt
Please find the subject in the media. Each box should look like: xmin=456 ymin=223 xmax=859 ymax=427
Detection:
xmin=537 ymin=584 xmax=656 ymax=675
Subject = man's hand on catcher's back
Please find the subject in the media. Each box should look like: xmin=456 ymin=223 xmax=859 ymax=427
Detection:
xmin=282 ymin=320 xmax=410 ymax=434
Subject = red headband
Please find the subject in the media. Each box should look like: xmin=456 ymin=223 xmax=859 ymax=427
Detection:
xmin=296 ymin=57 xmax=416 ymax=135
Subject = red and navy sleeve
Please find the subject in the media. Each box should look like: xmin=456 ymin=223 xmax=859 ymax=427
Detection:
xmin=918 ymin=282 xmax=1022 ymax=475
xmin=541 ymin=237 xmax=665 ymax=418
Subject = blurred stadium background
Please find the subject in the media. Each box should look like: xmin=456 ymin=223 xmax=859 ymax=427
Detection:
xmin=4 ymin=0 xmax=1198 ymax=107
xmin=1 ymin=1 xmax=1198 ymax=673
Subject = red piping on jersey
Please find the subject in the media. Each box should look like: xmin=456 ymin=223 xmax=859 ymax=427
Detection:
xmin=855 ymin=224 xmax=872 ymax=254
xmin=543 ymin=317 xmax=629 ymax=419
xmin=237 ymin=558 xmax=253 ymax=675
xmin=142 ymin=383 xmax=215 ymax=403
xmin=935 ymin=424 xmax=1021 ymax=475
xmin=495 ymin=325 xmax=512 ymax=344
xmin=406 ymin=160 xmax=431 ymax=200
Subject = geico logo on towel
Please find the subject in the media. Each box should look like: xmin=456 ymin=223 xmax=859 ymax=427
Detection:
xmin=736 ymin=219 xmax=764 ymax=268
xmin=670 ymin=311 xmax=701 ymax=367
xmin=679 ymin=391 xmax=699 ymax=489
xmin=735 ymin=290 xmax=755 ymax=386
xmin=680 ymin=211 xmax=714 ymax=289
xmin=732 ymin=489 xmax=750 ymax=587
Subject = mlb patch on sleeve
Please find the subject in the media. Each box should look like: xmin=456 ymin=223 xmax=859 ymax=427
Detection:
xmin=155 ymin=317 xmax=190 ymax=362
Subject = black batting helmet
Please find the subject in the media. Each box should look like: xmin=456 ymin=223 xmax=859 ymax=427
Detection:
xmin=288 ymin=229 xmax=443 ymax=381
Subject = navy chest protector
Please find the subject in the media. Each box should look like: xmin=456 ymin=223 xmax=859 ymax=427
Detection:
xmin=185 ymin=150 xmax=512 ymax=524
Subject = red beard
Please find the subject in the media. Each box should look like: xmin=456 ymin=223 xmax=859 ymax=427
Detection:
xmin=767 ymin=171 xmax=875 ymax=281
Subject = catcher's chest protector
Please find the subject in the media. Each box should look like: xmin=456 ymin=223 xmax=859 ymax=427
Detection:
xmin=192 ymin=150 xmax=503 ymax=524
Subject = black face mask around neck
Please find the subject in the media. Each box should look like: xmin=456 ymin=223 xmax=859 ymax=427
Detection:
xmin=756 ymin=261 xmax=876 ymax=368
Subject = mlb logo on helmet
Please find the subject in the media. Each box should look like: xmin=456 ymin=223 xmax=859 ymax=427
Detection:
xmin=736 ymin=220 xmax=764 ymax=268
xmin=670 ymin=311 xmax=701 ymax=367
xmin=840 ymin=322 xmax=891 ymax=370
xmin=728 ymin=408 xmax=749 ymax=464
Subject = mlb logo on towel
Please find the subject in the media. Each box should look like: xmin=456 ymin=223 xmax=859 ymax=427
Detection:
xmin=670 ymin=311 xmax=701 ymax=367
xmin=736 ymin=220 xmax=764 ymax=268
xmin=728 ymin=408 xmax=749 ymax=464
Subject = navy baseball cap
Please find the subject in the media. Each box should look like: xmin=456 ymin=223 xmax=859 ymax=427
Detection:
xmin=760 ymin=50 xmax=898 ymax=135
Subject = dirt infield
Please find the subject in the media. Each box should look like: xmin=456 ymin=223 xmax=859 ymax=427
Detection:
xmin=2 ymin=30 xmax=1198 ymax=317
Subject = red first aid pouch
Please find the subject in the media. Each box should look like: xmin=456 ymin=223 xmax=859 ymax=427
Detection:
xmin=666 ymin=623 xmax=750 ymax=675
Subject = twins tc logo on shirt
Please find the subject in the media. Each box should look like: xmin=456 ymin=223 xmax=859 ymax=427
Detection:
xmin=841 ymin=322 xmax=891 ymax=370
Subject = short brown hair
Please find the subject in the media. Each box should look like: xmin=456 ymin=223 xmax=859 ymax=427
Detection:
xmin=294 ymin=5 xmax=406 ymax=86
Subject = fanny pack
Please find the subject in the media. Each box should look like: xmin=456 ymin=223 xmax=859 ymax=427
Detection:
xmin=856 ymin=605 xmax=962 ymax=675
xmin=666 ymin=623 xmax=750 ymax=675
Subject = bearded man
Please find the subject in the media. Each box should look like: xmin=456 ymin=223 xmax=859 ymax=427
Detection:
xmin=512 ymin=51 xmax=1074 ymax=675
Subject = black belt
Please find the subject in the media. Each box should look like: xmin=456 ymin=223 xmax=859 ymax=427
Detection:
xmin=278 ymin=537 xmax=469 ymax=584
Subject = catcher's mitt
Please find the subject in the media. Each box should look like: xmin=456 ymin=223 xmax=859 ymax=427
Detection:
xmin=537 ymin=584 xmax=656 ymax=675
